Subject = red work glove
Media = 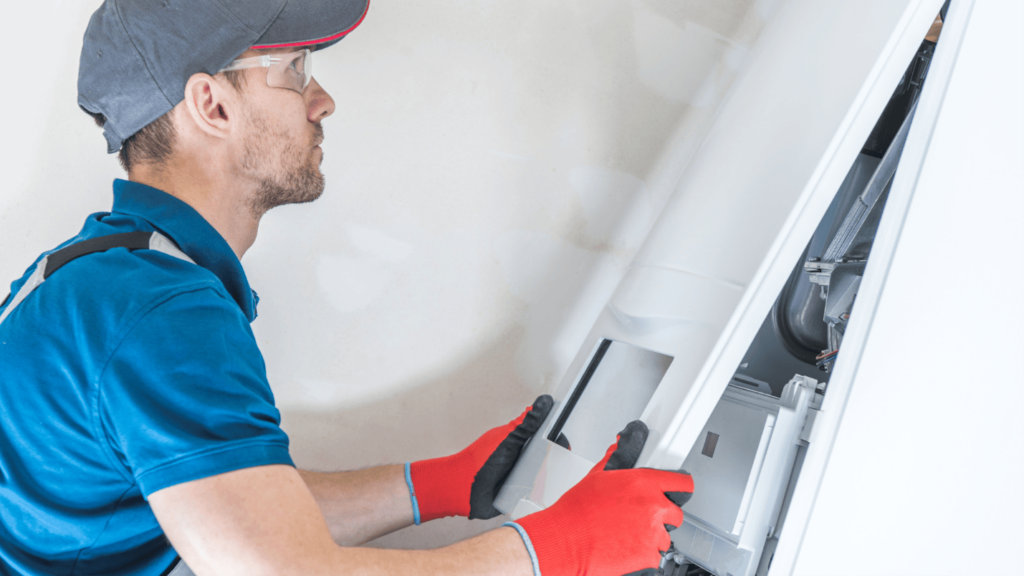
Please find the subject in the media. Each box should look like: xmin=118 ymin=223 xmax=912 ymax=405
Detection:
xmin=407 ymin=395 xmax=553 ymax=523
xmin=509 ymin=421 xmax=694 ymax=576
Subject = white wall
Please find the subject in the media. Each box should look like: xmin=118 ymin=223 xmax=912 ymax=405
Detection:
xmin=0 ymin=0 xmax=776 ymax=548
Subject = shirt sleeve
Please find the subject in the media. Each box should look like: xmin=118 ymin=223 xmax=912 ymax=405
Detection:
xmin=97 ymin=286 xmax=294 ymax=497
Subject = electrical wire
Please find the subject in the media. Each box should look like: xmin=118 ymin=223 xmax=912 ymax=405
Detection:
xmin=816 ymin=350 xmax=838 ymax=361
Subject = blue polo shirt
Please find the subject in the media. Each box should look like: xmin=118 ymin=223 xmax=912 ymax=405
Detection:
xmin=0 ymin=180 xmax=294 ymax=575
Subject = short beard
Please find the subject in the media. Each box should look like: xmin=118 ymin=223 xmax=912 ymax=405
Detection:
xmin=242 ymin=116 xmax=325 ymax=219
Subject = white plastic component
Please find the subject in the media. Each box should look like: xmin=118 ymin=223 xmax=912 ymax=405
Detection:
xmin=504 ymin=439 xmax=594 ymax=516
xmin=494 ymin=340 xmax=673 ymax=517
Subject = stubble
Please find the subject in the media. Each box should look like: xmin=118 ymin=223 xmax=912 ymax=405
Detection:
xmin=242 ymin=113 xmax=325 ymax=219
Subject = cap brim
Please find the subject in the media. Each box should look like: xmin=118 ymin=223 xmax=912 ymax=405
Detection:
xmin=252 ymin=0 xmax=369 ymax=49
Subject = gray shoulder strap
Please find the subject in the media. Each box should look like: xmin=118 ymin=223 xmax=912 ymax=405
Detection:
xmin=0 ymin=231 xmax=193 ymax=326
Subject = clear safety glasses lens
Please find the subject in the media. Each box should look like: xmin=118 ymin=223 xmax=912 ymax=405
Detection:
xmin=220 ymin=49 xmax=313 ymax=94
xmin=266 ymin=49 xmax=312 ymax=93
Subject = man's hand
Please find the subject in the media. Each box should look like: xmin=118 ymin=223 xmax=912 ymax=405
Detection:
xmin=512 ymin=421 xmax=695 ymax=576
xmin=409 ymin=395 xmax=553 ymax=522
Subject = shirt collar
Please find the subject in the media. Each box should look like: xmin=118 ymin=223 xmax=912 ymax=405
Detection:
xmin=110 ymin=179 xmax=258 ymax=322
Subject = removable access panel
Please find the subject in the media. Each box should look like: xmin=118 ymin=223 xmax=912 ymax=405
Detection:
xmin=548 ymin=339 xmax=673 ymax=461
xmin=493 ymin=339 xmax=673 ymax=517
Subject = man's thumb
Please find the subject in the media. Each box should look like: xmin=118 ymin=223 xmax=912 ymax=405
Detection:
xmin=593 ymin=420 xmax=649 ymax=473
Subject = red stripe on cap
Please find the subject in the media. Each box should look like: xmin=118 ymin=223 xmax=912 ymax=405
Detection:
xmin=251 ymin=0 xmax=369 ymax=49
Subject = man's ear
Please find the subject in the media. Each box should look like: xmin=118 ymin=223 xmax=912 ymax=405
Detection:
xmin=182 ymin=73 xmax=237 ymax=141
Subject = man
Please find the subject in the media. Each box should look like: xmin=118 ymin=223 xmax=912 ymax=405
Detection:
xmin=0 ymin=1 xmax=693 ymax=574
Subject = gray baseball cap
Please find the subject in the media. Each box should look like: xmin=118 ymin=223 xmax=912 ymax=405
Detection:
xmin=78 ymin=0 xmax=369 ymax=153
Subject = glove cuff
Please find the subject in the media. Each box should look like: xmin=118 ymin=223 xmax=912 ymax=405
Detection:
xmin=403 ymin=463 xmax=422 ymax=525
xmin=503 ymin=522 xmax=542 ymax=576
xmin=516 ymin=508 xmax=585 ymax=575
xmin=408 ymin=453 xmax=473 ymax=522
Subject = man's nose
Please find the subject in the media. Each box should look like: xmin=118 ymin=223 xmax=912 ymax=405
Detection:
xmin=305 ymin=77 xmax=335 ymax=122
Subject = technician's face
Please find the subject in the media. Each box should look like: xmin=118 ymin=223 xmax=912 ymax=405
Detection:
xmin=233 ymin=47 xmax=336 ymax=218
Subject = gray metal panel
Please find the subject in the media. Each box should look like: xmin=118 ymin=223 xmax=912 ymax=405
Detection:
xmin=679 ymin=389 xmax=776 ymax=536
xmin=672 ymin=377 xmax=816 ymax=576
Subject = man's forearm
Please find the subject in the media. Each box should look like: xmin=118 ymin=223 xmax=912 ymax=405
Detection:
xmin=297 ymin=466 xmax=535 ymax=574
xmin=328 ymin=526 xmax=534 ymax=576
xmin=153 ymin=465 xmax=536 ymax=576
xmin=299 ymin=465 xmax=413 ymax=546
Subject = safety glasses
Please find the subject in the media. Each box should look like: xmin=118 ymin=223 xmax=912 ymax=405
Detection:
xmin=220 ymin=49 xmax=313 ymax=94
